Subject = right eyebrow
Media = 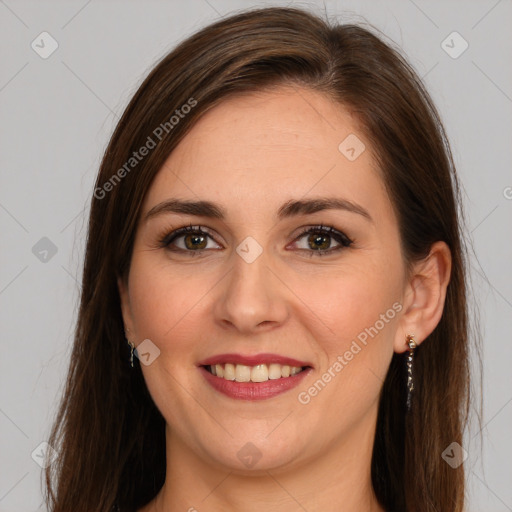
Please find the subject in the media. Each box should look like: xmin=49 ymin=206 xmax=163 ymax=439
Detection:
xmin=145 ymin=199 xmax=226 ymax=221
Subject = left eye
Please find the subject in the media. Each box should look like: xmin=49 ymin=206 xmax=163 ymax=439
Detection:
xmin=291 ymin=226 xmax=353 ymax=255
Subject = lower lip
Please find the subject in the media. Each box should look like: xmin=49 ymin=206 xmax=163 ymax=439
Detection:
xmin=199 ymin=366 xmax=312 ymax=401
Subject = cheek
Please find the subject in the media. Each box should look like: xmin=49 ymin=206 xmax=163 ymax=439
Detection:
xmin=126 ymin=256 xmax=213 ymax=424
xmin=302 ymin=265 xmax=401 ymax=346
xmin=294 ymin=262 xmax=402 ymax=405
xmin=127 ymin=254 xmax=212 ymax=343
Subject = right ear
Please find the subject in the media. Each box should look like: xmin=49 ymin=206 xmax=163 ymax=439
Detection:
xmin=117 ymin=275 xmax=134 ymax=333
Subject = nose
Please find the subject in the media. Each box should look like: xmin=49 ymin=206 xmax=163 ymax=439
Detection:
xmin=213 ymin=247 xmax=290 ymax=335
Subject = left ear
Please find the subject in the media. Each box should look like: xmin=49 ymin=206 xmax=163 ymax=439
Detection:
xmin=394 ymin=241 xmax=452 ymax=353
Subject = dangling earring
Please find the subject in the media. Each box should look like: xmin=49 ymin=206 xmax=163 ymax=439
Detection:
xmin=125 ymin=327 xmax=135 ymax=368
xmin=405 ymin=334 xmax=417 ymax=412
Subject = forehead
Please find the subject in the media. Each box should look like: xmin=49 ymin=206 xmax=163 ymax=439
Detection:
xmin=142 ymin=86 xmax=388 ymax=220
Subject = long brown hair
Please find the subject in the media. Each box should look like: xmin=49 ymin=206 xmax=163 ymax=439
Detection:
xmin=44 ymin=6 xmax=475 ymax=512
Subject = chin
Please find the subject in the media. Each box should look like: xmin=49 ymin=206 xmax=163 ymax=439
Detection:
xmin=195 ymin=432 xmax=307 ymax=474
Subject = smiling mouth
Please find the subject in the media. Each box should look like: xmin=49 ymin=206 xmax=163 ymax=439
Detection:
xmin=203 ymin=363 xmax=308 ymax=383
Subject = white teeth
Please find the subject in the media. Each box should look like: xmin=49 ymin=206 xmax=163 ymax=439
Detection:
xmin=208 ymin=363 xmax=304 ymax=382
xmin=268 ymin=363 xmax=282 ymax=380
xmin=251 ymin=364 xmax=268 ymax=382
xmin=235 ymin=364 xmax=251 ymax=382
xmin=224 ymin=363 xmax=236 ymax=381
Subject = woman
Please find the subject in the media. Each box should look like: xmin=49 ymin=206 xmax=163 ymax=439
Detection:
xmin=44 ymin=6 xmax=473 ymax=512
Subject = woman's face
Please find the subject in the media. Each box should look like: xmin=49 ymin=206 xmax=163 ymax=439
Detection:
xmin=119 ymin=86 xmax=409 ymax=473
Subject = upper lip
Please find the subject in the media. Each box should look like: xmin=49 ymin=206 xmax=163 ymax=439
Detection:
xmin=198 ymin=353 xmax=313 ymax=368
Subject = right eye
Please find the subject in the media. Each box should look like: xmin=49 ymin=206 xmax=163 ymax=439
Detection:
xmin=159 ymin=225 xmax=221 ymax=254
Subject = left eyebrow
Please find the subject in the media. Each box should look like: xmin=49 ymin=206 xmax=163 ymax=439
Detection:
xmin=277 ymin=197 xmax=373 ymax=222
xmin=144 ymin=196 xmax=373 ymax=223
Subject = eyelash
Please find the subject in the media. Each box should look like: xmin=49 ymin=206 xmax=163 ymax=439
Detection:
xmin=157 ymin=223 xmax=354 ymax=257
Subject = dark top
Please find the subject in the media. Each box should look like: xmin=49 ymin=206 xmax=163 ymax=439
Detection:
xmin=113 ymin=504 xmax=136 ymax=512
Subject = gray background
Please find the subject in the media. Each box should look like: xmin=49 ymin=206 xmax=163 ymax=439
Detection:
xmin=0 ymin=0 xmax=511 ymax=510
